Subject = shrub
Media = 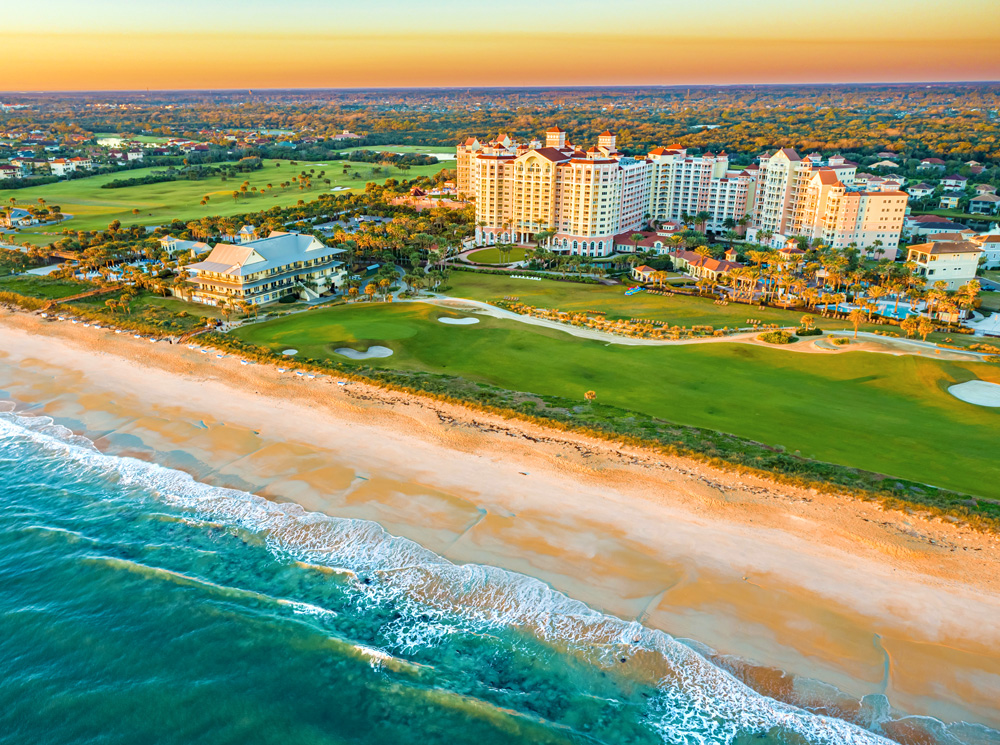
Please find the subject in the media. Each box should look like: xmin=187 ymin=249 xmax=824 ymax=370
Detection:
xmin=758 ymin=330 xmax=796 ymax=344
xmin=985 ymin=355 xmax=1000 ymax=364
xmin=0 ymin=291 xmax=45 ymax=311
xmin=795 ymin=327 xmax=822 ymax=336
xmin=831 ymin=337 xmax=852 ymax=346
xmin=278 ymin=294 xmax=297 ymax=304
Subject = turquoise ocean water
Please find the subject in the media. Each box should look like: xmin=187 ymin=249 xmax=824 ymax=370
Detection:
xmin=0 ymin=407 xmax=995 ymax=745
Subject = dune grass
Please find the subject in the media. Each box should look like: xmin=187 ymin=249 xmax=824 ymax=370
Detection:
xmin=231 ymin=302 xmax=1000 ymax=499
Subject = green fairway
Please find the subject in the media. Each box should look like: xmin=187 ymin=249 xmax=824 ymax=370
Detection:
xmin=344 ymin=145 xmax=455 ymax=159
xmin=231 ymin=302 xmax=1000 ymax=498
xmin=466 ymin=248 xmax=529 ymax=264
xmin=445 ymin=272 xmax=855 ymax=330
xmin=0 ymin=158 xmax=442 ymax=234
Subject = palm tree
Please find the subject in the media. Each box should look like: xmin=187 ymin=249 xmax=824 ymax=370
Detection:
xmin=918 ymin=317 xmax=935 ymax=341
xmin=848 ymin=308 xmax=866 ymax=339
xmin=695 ymin=211 xmax=711 ymax=233
xmin=584 ymin=390 xmax=596 ymax=406
xmin=364 ymin=283 xmax=377 ymax=301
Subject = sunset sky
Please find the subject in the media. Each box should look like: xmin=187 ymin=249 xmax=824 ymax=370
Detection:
xmin=7 ymin=0 xmax=1000 ymax=90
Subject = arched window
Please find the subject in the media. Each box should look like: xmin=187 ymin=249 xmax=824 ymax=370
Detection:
xmin=572 ymin=240 xmax=578 ymax=251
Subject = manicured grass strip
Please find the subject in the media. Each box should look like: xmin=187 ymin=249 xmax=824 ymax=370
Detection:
xmin=231 ymin=302 xmax=1000 ymax=500
xmin=466 ymin=248 xmax=529 ymax=264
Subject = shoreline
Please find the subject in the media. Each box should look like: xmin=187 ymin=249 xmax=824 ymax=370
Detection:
xmin=2 ymin=307 xmax=1000 ymax=731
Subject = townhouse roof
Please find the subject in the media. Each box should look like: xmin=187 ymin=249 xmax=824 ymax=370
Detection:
xmin=911 ymin=213 xmax=958 ymax=222
xmin=600 ymin=130 xmax=614 ymax=137
xmin=909 ymin=241 xmax=983 ymax=255
xmin=921 ymin=157 xmax=946 ymax=164
xmin=633 ymin=265 xmax=655 ymax=273
xmin=674 ymin=250 xmax=742 ymax=273
xmin=970 ymin=193 xmax=1000 ymax=203
xmin=927 ymin=232 xmax=976 ymax=241
xmin=776 ymin=148 xmax=801 ymax=161
xmin=546 ymin=126 xmax=564 ymax=133
xmin=942 ymin=174 xmax=967 ymax=181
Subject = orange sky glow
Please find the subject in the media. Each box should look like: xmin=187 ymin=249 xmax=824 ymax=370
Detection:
xmin=6 ymin=32 xmax=1000 ymax=90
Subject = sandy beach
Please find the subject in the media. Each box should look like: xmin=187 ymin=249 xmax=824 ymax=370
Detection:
xmin=1 ymin=307 xmax=999 ymax=731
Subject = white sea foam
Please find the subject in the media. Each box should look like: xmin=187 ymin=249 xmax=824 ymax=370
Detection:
xmin=0 ymin=411 xmax=940 ymax=745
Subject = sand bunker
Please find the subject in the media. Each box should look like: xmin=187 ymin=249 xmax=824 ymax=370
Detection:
xmin=334 ymin=346 xmax=394 ymax=360
xmin=282 ymin=349 xmax=298 ymax=356
xmin=949 ymin=380 xmax=1000 ymax=407
xmin=438 ymin=317 xmax=480 ymax=325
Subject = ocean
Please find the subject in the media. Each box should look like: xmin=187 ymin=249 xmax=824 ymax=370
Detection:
xmin=0 ymin=406 xmax=995 ymax=745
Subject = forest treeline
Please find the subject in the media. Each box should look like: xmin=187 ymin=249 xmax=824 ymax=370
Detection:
xmin=4 ymin=84 xmax=1000 ymax=161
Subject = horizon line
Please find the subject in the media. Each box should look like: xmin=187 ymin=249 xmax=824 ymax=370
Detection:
xmin=4 ymin=80 xmax=1000 ymax=95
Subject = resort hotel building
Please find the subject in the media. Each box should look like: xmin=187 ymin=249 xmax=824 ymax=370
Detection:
xmin=747 ymin=148 xmax=908 ymax=259
xmin=458 ymin=131 xmax=907 ymax=259
xmin=184 ymin=231 xmax=347 ymax=307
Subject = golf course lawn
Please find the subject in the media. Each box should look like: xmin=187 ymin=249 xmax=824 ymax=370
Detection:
xmin=232 ymin=302 xmax=1000 ymax=498
xmin=0 ymin=158 xmax=443 ymax=234
xmin=466 ymin=247 xmax=529 ymax=264
xmin=344 ymin=145 xmax=455 ymax=159
xmin=446 ymin=272 xmax=861 ymax=331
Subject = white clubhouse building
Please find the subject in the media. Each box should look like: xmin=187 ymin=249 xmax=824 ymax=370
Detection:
xmin=185 ymin=231 xmax=347 ymax=306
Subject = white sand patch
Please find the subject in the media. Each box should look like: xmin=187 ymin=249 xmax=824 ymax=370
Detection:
xmin=949 ymin=380 xmax=1000 ymax=407
xmin=330 ymin=186 xmax=350 ymax=191
xmin=334 ymin=346 xmax=393 ymax=360
xmin=282 ymin=349 xmax=298 ymax=356
xmin=438 ymin=317 xmax=480 ymax=325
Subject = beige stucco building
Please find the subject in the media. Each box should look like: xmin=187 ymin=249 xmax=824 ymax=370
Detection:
xmin=906 ymin=241 xmax=983 ymax=290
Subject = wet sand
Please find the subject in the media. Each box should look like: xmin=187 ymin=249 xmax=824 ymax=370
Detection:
xmin=1 ymin=308 xmax=999 ymax=730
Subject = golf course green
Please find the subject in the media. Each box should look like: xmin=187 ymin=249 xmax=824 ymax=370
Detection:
xmin=466 ymin=248 xmax=529 ymax=264
xmin=231 ymin=301 xmax=1000 ymax=498
xmin=0 ymin=158 xmax=443 ymax=234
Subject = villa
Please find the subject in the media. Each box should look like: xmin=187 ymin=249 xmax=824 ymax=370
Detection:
xmin=184 ymin=231 xmax=347 ymax=307
xmin=906 ymin=241 xmax=983 ymax=290
xmin=938 ymin=192 xmax=963 ymax=210
xmin=158 ymin=235 xmax=210 ymax=256
xmin=671 ymin=250 xmax=742 ymax=281
xmin=906 ymin=183 xmax=934 ymax=199
xmin=969 ymin=194 xmax=1000 ymax=215
xmin=1 ymin=207 xmax=38 ymax=228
